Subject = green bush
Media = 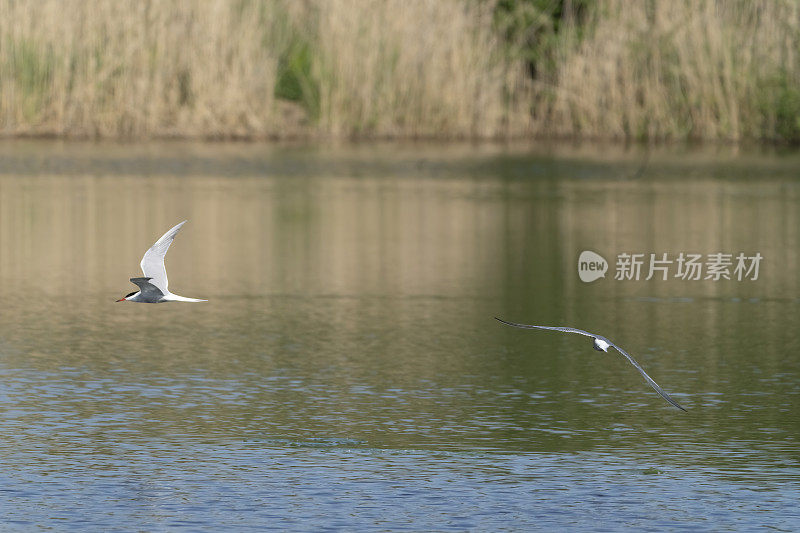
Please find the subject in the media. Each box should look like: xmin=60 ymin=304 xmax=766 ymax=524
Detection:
xmin=761 ymin=71 xmax=800 ymax=143
xmin=274 ymin=38 xmax=320 ymax=121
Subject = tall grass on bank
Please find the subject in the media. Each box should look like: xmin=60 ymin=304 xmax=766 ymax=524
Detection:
xmin=0 ymin=0 xmax=286 ymax=137
xmin=0 ymin=0 xmax=526 ymax=139
xmin=1 ymin=0 xmax=800 ymax=141
xmin=311 ymin=0 xmax=521 ymax=138
xmin=545 ymin=0 xmax=800 ymax=142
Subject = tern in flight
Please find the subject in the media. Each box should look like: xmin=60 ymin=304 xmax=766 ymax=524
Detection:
xmin=495 ymin=317 xmax=686 ymax=411
xmin=116 ymin=220 xmax=206 ymax=303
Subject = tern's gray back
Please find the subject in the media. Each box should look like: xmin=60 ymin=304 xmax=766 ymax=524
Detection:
xmin=130 ymin=277 xmax=165 ymax=303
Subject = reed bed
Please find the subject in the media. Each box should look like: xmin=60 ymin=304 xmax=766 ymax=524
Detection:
xmin=0 ymin=0 xmax=526 ymax=139
xmin=545 ymin=0 xmax=800 ymax=142
xmin=0 ymin=0 xmax=798 ymax=141
xmin=0 ymin=0 xmax=285 ymax=137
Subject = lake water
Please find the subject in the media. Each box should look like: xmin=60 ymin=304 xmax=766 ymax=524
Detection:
xmin=0 ymin=141 xmax=798 ymax=530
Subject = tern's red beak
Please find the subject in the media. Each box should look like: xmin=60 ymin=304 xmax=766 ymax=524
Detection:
xmin=116 ymin=297 xmax=126 ymax=302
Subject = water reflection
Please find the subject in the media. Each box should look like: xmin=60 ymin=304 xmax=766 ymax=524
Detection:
xmin=0 ymin=142 xmax=798 ymax=529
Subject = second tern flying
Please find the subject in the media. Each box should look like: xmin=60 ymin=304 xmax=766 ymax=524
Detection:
xmin=116 ymin=220 xmax=206 ymax=303
xmin=495 ymin=317 xmax=686 ymax=411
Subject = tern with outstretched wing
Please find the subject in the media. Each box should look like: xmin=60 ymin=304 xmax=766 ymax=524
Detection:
xmin=117 ymin=221 xmax=206 ymax=303
xmin=495 ymin=317 xmax=686 ymax=411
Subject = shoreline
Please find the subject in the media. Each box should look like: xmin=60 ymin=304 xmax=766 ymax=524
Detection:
xmin=0 ymin=130 xmax=787 ymax=147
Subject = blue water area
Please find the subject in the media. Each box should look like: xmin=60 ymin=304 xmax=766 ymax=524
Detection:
xmin=0 ymin=142 xmax=798 ymax=530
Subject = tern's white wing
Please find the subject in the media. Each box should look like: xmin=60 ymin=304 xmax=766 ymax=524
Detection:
xmin=606 ymin=341 xmax=687 ymax=412
xmin=140 ymin=220 xmax=187 ymax=294
xmin=494 ymin=317 xmax=597 ymax=338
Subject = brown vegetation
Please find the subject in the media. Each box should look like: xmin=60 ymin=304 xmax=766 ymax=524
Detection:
xmin=0 ymin=1 xmax=797 ymax=141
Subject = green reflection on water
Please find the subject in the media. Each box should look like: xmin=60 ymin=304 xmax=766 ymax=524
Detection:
xmin=0 ymin=141 xmax=797 ymax=462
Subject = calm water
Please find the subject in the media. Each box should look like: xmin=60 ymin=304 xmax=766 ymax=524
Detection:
xmin=0 ymin=141 xmax=798 ymax=530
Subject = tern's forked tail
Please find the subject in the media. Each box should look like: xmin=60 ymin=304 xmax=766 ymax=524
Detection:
xmin=163 ymin=294 xmax=207 ymax=302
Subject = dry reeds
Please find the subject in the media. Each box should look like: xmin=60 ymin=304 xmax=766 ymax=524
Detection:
xmin=0 ymin=0 xmax=285 ymax=138
xmin=310 ymin=0 xmax=521 ymax=138
xmin=543 ymin=0 xmax=800 ymax=142
xmin=0 ymin=0 xmax=798 ymax=141
xmin=0 ymin=0 xmax=526 ymax=139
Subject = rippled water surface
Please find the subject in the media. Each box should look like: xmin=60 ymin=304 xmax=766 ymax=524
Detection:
xmin=0 ymin=142 xmax=798 ymax=530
